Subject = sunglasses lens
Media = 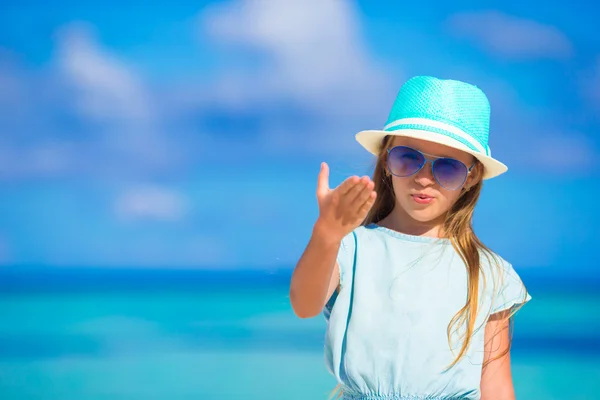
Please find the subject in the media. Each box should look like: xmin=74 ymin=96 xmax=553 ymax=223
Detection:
xmin=433 ymin=159 xmax=468 ymax=190
xmin=388 ymin=146 xmax=424 ymax=177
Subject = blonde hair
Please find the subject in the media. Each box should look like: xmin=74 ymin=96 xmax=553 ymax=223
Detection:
xmin=328 ymin=135 xmax=527 ymax=399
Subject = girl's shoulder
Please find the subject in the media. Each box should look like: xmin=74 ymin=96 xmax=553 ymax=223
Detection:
xmin=477 ymin=248 xmax=532 ymax=314
xmin=478 ymin=248 xmax=514 ymax=279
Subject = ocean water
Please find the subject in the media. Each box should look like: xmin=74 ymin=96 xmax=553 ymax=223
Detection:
xmin=0 ymin=268 xmax=598 ymax=399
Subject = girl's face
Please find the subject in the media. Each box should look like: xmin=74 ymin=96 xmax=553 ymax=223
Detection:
xmin=386 ymin=136 xmax=478 ymax=225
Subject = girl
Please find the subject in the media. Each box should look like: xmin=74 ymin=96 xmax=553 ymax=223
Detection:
xmin=289 ymin=76 xmax=531 ymax=400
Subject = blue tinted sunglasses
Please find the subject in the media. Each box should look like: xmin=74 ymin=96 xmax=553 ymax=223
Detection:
xmin=386 ymin=146 xmax=474 ymax=191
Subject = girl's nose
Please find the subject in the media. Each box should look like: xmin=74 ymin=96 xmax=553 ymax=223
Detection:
xmin=414 ymin=161 xmax=435 ymax=187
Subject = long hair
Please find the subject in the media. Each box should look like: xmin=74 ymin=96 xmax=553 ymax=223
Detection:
xmin=329 ymin=135 xmax=526 ymax=399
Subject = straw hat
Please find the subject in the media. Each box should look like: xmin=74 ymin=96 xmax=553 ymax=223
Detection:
xmin=355 ymin=76 xmax=508 ymax=179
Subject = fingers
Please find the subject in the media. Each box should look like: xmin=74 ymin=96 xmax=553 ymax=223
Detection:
xmin=337 ymin=175 xmax=361 ymax=195
xmin=358 ymin=191 xmax=377 ymax=216
xmin=341 ymin=187 xmax=376 ymax=226
xmin=350 ymin=179 xmax=375 ymax=211
xmin=316 ymin=162 xmax=330 ymax=197
xmin=343 ymin=176 xmax=372 ymax=208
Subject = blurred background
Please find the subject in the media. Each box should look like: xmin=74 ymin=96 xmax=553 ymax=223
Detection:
xmin=0 ymin=0 xmax=599 ymax=399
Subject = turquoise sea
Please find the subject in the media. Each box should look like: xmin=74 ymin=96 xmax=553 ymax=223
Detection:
xmin=0 ymin=268 xmax=598 ymax=399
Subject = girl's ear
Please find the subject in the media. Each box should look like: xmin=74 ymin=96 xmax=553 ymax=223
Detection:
xmin=464 ymin=174 xmax=478 ymax=191
xmin=381 ymin=151 xmax=391 ymax=177
xmin=464 ymin=160 xmax=483 ymax=190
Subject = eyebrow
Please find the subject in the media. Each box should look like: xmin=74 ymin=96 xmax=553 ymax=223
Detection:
xmin=393 ymin=139 xmax=463 ymax=159
xmin=420 ymin=149 xmax=454 ymax=159
xmin=403 ymin=143 xmax=454 ymax=158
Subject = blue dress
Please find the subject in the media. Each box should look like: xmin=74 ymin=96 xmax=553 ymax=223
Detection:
xmin=323 ymin=223 xmax=531 ymax=400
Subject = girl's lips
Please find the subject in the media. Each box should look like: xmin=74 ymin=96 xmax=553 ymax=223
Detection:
xmin=411 ymin=194 xmax=434 ymax=204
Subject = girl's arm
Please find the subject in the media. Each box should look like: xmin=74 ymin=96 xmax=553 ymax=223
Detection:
xmin=289 ymin=223 xmax=342 ymax=319
xmin=480 ymin=310 xmax=516 ymax=400
xmin=289 ymin=163 xmax=376 ymax=319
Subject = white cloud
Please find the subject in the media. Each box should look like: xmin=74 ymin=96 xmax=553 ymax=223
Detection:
xmin=55 ymin=22 xmax=154 ymax=126
xmin=115 ymin=186 xmax=189 ymax=222
xmin=446 ymin=11 xmax=573 ymax=60
xmin=0 ymin=23 xmax=187 ymax=182
xmin=200 ymin=0 xmax=394 ymax=118
xmin=54 ymin=22 xmax=182 ymax=171
xmin=196 ymin=0 xmax=399 ymax=158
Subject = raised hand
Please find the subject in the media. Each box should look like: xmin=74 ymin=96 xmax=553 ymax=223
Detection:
xmin=315 ymin=162 xmax=377 ymax=241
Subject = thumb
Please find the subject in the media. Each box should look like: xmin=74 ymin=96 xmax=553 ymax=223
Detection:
xmin=316 ymin=162 xmax=330 ymax=196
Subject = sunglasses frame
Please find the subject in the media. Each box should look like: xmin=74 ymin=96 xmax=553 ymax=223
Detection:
xmin=386 ymin=145 xmax=475 ymax=191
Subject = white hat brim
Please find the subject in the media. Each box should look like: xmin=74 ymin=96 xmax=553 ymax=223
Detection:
xmin=355 ymin=129 xmax=508 ymax=180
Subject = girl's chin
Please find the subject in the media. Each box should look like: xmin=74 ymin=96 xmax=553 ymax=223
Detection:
xmin=403 ymin=206 xmax=444 ymax=223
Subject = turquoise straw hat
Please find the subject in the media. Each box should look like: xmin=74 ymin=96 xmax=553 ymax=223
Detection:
xmin=355 ymin=76 xmax=508 ymax=179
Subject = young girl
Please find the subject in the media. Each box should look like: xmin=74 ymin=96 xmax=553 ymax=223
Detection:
xmin=289 ymin=76 xmax=531 ymax=400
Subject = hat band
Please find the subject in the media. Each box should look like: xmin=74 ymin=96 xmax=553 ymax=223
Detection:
xmin=383 ymin=118 xmax=488 ymax=155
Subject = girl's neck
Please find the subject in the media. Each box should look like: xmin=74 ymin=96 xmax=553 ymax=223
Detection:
xmin=378 ymin=208 xmax=446 ymax=238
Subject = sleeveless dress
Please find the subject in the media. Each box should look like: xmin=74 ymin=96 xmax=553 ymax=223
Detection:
xmin=323 ymin=223 xmax=531 ymax=400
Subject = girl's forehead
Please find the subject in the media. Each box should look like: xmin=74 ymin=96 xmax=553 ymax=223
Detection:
xmin=390 ymin=136 xmax=472 ymax=161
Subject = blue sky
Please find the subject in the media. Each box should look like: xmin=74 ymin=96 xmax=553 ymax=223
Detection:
xmin=0 ymin=0 xmax=599 ymax=274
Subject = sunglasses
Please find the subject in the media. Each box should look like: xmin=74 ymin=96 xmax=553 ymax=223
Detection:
xmin=386 ymin=146 xmax=474 ymax=191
